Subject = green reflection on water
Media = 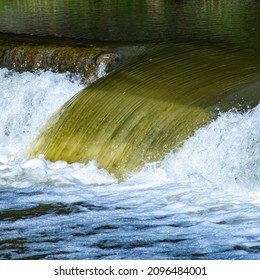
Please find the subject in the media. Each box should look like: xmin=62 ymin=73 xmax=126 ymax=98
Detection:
xmin=0 ymin=0 xmax=259 ymax=50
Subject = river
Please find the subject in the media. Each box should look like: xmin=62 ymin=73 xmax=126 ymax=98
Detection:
xmin=0 ymin=0 xmax=259 ymax=260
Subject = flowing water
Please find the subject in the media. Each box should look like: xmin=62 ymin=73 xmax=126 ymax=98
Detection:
xmin=0 ymin=68 xmax=259 ymax=260
xmin=0 ymin=0 xmax=260 ymax=260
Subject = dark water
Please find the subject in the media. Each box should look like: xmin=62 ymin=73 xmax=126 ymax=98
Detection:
xmin=0 ymin=0 xmax=260 ymax=260
xmin=0 ymin=0 xmax=260 ymax=49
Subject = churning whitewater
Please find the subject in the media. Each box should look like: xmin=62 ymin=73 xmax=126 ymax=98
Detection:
xmin=0 ymin=69 xmax=260 ymax=259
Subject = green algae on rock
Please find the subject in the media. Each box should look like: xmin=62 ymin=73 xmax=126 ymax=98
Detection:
xmin=0 ymin=44 xmax=123 ymax=82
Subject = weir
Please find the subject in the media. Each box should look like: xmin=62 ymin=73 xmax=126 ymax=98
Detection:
xmin=0 ymin=34 xmax=130 ymax=82
xmin=29 ymin=44 xmax=260 ymax=180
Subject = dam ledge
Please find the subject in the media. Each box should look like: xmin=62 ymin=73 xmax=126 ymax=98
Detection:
xmin=0 ymin=32 xmax=146 ymax=83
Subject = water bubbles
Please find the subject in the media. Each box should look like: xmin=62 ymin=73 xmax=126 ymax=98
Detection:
xmin=0 ymin=68 xmax=259 ymax=193
xmin=4 ymin=126 xmax=10 ymax=136
xmin=97 ymin=62 xmax=106 ymax=78
xmin=0 ymin=67 xmax=259 ymax=260
xmin=161 ymin=105 xmax=260 ymax=190
xmin=0 ymin=68 xmax=85 ymax=157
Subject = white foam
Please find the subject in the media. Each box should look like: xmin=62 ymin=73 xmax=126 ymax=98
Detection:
xmin=0 ymin=69 xmax=117 ymax=187
xmin=0 ymin=69 xmax=85 ymax=158
xmin=0 ymin=68 xmax=259 ymax=192
xmin=1 ymin=69 xmax=260 ymax=261
xmin=130 ymin=105 xmax=260 ymax=191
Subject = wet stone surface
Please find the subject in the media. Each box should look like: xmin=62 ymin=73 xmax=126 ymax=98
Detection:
xmin=0 ymin=35 xmax=126 ymax=82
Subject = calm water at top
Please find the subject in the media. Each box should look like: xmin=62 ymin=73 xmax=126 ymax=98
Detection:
xmin=0 ymin=0 xmax=260 ymax=50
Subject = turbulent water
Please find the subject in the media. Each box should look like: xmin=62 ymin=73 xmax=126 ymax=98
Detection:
xmin=0 ymin=68 xmax=259 ymax=259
